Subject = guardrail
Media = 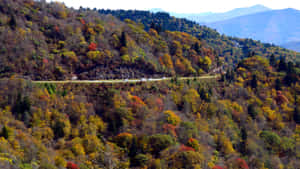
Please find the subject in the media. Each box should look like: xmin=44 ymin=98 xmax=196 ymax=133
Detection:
xmin=31 ymin=75 xmax=219 ymax=84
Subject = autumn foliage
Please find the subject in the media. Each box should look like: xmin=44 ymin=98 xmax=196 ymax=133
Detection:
xmin=179 ymin=144 xmax=195 ymax=152
xmin=66 ymin=162 xmax=79 ymax=169
xmin=213 ymin=166 xmax=224 ymax=169
xmin=0 ymin=0 xmax=299 ymax=169
xmin=88 ymin=42 xmax=97 ymax=51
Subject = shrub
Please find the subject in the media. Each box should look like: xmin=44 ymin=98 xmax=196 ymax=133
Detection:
xmin=226 ymin=158 xmax=249 ymax=169
xmin=131 ymin=154 xmax=149 ymax=167
xmin=164 ymin=110 xmax=181 ymax=126
xmin=187 ymin=138 xmax=200 ymax=151
xmin=82 ymin=135 xmax=103 ymax=154
xmin=115 ymin=132 xmax=134 ymax=148
xmin=86 ymin=51 xmax=104 ymax=60
xmin=177 ymin=122 xmax=198 ymax=143
xmin=148 ymin=134 xmax=175 ymax=156
xmin=183 ymin=89 xmax=200 ymax=113
xmin=168 ymin=151 xmax=204 ymax=169
xmin=62 ymin=51 xmax=78 ymax=63
xmin=259 ymin=131 xmax=281 ymax=152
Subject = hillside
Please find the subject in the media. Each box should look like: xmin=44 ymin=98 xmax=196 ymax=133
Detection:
xmin=0 ymin=55 xmax=300 ymax=169
xmin=98 ymin=9 xmax=300 ymax=64
xmin=0 ymin=0 xmax=300 ymax=169
xmin=208 ymin=8 xmax=300 ymax=50
xmin=0 ymin=0 xmax=219 ymax=80
xmin=0 ymin=0 xmax=298 ymax=81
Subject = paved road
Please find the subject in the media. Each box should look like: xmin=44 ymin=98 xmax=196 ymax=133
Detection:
xmin=32 ymin=75 xmax=219 ymax=84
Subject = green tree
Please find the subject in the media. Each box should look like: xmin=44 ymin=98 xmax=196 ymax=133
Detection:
xmin=250 ymin=74 xmax=257 ymax=89
xmin=294 ymin=104 xmax=300 ymax=124
xmin=260 ymin=131 xmax=281 ymax=153
xmin=0 ymin=126 xmax=9 ymax=139
xmin=131 ymin=154 xmax=149 ymax=167
xmin=120 ymin=31 xmax=127 ymax=47
xmin=269 ymin=54 xmax=276 ymax=66
xmin=12 ymin=94 xmax=31 ymax=125
xmin=275 ymin=78 xmax=282 ymax=90
xmin=278 ymin=57 xmax=287 ymax=71
xmin=247 ymin=104 xmax=258 ymax=119
xmin=148 ymin=134 xmax=175 ymax=156
xmin=9 ymin=15 xmax=17 ymax=30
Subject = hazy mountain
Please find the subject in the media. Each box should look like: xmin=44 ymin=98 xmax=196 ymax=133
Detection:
xmin=207 ymin=8 xmax=300 ymax=51
xmin=178 ymin=5 xmax=271 ymax=23
xmin=149 ymin=8 xmax=212 ymax=19
xmin=281 ymin=41 xmax=300 ymax=52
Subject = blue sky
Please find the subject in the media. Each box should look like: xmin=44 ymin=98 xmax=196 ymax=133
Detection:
xmin=47 ymin=0 xmax=300 ymax=13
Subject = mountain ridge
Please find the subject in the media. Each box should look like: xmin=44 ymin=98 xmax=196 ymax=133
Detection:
xmin=207 ymin=8 xmax=300 ymax=49
xmin=152 ymin=5 xmax=271 ymax=23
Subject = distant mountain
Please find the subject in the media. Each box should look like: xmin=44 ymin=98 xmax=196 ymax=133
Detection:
xmin=179 ymin=5 xmax=271 ymax=23
xmin=149 ymin=8 xmax=166 ymax=13
xmin=149 ymin=8 xmax=213 ymax=19
xmin=207 ymin=8 xmax=300 ymax=50
xmin=281 ymin=41 xmax=300 ymax=52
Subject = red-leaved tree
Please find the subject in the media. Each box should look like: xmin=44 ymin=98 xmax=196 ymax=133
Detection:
xmin=66 ymin=162 xmax=79 ymax=169
xmin=212 ymin=166 xmax=224 ymax=169
xmin=88 ymin=42 xmax=97 ymax=51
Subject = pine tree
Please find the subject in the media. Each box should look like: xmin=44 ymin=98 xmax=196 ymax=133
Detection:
xmin=250 ymin=74 xmax=257 ymax=89
xmin=1 ymin=126 xmax=9 ymax=139
xmin=269 ymin=54 xmax=276 ymax=66
xmin=275 ymin=78 xmax=282 ymax=90
xmin=120 ymin=31 xmax=127 ymax=47
xmin=9 ymin=15 xmax=17 ymax=30
xmin=278 ymin=57 xmax=287 ymax=71
xmin=294 ymin=96 xmax=300 ymax=124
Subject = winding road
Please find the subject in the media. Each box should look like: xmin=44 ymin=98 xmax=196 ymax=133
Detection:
xmin=32 ymin=75 xmax=219 ymax=84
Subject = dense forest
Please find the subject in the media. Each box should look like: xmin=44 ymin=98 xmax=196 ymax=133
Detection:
xmin=1 ymin=54 xmax=300 ymax=169
xmin=0 ymin=0 xmax=221 ymax=80
xmin=0 ymin=0 xmax=299 ymax=80
xmin=0 ymin=0 xmax=300 ymax=169
xmin=98 ymin=9 xmax=300 ymax=64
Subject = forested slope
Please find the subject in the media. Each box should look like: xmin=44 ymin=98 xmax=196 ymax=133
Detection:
xmin=0 ymin=55 xmax=300 ymax=168
xmin=0 ymin=0 xmax=219 ymax=80
xmin=0 ymin=0 xmax=300 ymax=169
xmin=0 ymin=0 xmax=299 ymax=81
xmin=98 ymin=9 xmax=300 ymax=64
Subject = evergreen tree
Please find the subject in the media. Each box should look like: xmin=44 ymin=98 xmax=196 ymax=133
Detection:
xmin=284 ymin=62 xmax=297 ymax=86
xmin=9 ymin=15 xmax=16 ymax=30
xmin=0 ymin=126 xmax=9 ymax=139
xmin=278 ymin=57 xmax=287 ymax=71
xmin=12 ymin=94 xmax=31 ymax=121
xmin=287 ymin=61 xmax=295 ymax=74
xmin=120 ymin=31 xmax=127 ymax=47
xmin=129 ymin=136 xmax=138 ymax=158
xmin=192 ymin=42 xmax=201 ymax=54
xmin=250 ymin=74 xmax=257 ymax=89
xmin=275 ymin=78 xmax=282 ymax=90
xmin=294 ymin=96 xmax=300 ymax=124
xmin=248 ymin=104 xmax=257 ymax=119
xmin=240 ymin=127 xmax=247 ymax=154
xmin=294 ymin=106 xmax=300 ymax=124
xmin=269 ymin=54 xmax=276 ymax=66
